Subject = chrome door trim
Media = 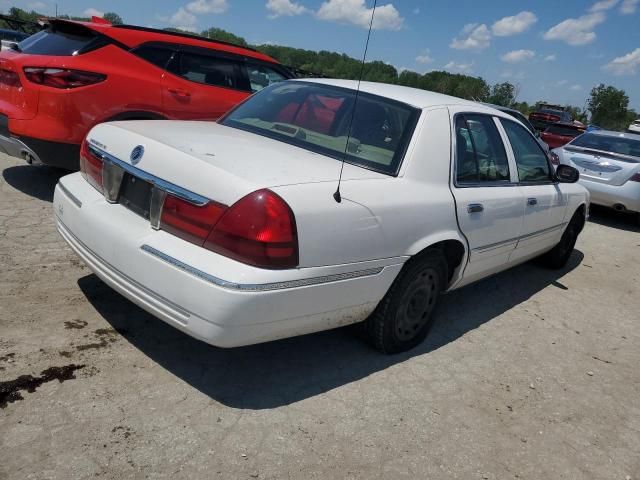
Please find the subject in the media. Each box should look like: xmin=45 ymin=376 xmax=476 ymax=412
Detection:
xmin=472 ymin=222 xmax=567 ymax=253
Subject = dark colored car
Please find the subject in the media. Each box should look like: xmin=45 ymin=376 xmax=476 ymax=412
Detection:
xmin=529 ymin=108 xmax=572 ymax=132
xmin=0 ymin=19 xmax=294 ymax=170
xmin=541 ymin=122 xmax=585 ymax=149
xmin=0 ymin=28 xmax=29 ymax=50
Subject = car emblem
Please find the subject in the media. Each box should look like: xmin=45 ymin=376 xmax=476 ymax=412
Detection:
xmin=130 ymin=145 xmax=145 ymax=165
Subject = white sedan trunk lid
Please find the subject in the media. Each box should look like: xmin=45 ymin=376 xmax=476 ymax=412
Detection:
xmin=89 ymin=120 xmax=386 ymax=205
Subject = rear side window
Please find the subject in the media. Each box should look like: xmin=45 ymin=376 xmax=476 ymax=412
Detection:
xmin=169 ymin=52 xmax=244 ymax=90
xmin=132 ymin=45 xmax=176 ymax=69
xmin=455 ymin=114 xmax=510 ymax=184
xmin=18 ymin=23 xmax=100 ymax=56
xmin=245 ymin=64 xmax=288 ymax=93
xmin=501 ymin=119 xmax=551 ymax=183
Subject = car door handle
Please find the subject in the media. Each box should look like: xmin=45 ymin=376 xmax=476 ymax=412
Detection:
xmin=467 ymin=203 xmax=484 ymax=213
xmin=527 ymin=197 xmax=538 ymax=206
xmin=167 ymin=88 xmax=191 ymax=97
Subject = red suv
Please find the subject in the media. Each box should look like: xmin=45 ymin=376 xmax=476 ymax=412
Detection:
xmin=0 ymin=19 xmax=293 ymax=170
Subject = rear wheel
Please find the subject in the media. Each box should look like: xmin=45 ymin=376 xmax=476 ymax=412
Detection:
xmin=362 ymin=250 xmax=447 ymax=354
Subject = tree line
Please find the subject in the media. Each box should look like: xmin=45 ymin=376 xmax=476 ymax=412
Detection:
xmin=2 ymin=7 xmax=637 ymax=130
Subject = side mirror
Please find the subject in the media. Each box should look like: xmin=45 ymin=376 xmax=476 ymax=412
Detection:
xmin=554 ymin=164 xmax=579 ymax=183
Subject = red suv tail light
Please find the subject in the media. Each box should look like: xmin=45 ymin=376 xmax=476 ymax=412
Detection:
xmin=79 ymin=139 xmax=103 ymax=193
xmin=23 ymin=67 xmax=106 ymax=89
xmin=204 ymin=190 xmax=298 ymax=269
xmin=0 ymin=68 xmax=21 ymax=88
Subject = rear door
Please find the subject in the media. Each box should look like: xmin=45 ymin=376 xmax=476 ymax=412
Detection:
xmin=162 ymin=46 xmax=249 ymax=120
xmin=450 ymin=111 xmax=525 ymax=284
xmin=500 ymin=118 xmax=567 ymax=262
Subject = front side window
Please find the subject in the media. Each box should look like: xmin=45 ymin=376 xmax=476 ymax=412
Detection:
xmin=221 ymin=81 xmax=420 ymax=175
xmin=169 ymin=52 xmax=242 ymax=90
xmin=455 ymin=114 xmax=510 ymax=184
xmin=501 ymin=119 xmax=551 ymax=183
xmin=245 ymin=64 xmax=288 ymax=93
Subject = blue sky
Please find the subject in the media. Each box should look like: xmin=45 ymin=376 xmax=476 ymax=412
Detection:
xmin=4 ymin=0 xmax=640 ymax=111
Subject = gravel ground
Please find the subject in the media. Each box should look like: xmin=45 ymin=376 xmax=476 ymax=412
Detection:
xmin=1 ymin=152 xmax=639 ymax=480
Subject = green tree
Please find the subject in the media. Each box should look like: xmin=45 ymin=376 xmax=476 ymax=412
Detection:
xmin=587 ymin=84 xmax=630 ymax=130
xmin=487 ymin=82 xmax=517 ymax=107
xmin=103 ymin=12 xmax=124 ymax=25
xmin=200 ymin=27 xmax=248 ymax=46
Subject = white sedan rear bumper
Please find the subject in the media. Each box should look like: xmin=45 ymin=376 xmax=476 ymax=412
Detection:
xmin=580 ymin=177 xmax=640 ymax=213
xmin=54 ymin=173 xmax=404 ymax=348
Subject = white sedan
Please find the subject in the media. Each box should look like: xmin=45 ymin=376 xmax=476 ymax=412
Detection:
xmin=54 ymin=79 xmax=588 ymax=353
xmin=552 ymin=129 xmax=640 ymax=219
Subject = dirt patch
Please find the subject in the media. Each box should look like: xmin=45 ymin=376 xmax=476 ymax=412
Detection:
xmin=0 ymin=364 xmax=85 ymax=408
xmin=64 ymin=319 xmax=88 ymax=330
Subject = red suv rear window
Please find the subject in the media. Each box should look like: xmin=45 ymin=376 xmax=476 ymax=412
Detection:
xmin=18 ymin=22 xmax=103 ymax=56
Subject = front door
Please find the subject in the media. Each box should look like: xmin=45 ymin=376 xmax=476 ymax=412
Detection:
xmin=499 ymin=118 xmax=567 ymax=262
xmin=451 ymin=112 xmax=525 ymax=285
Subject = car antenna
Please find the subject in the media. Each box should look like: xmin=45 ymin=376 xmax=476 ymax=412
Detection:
xmin=333 ymin=0 xmax=377 ymax=203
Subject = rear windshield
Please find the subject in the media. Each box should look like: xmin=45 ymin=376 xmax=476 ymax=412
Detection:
xmin=546 ymin=125 xmax=583 ymax=136
xmin=220 ymin=81 xmax=420 ymax=175
xmin=17 ymin=23 xmax=99 ymax=56
xmin=570 ymin=133 xmax=640 ymax=158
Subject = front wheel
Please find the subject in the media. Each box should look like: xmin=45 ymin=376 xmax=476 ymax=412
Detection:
xmin=362 ymin=250 xmax=447 ymax=354
xmin=539 ymin=217 xmax=580 ymax=269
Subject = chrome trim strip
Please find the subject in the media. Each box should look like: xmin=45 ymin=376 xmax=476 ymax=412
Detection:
xmin=472 ymin=222 xmax=567 ymax=253
xmin=140 ymin=244 xmax=384 ymax=292
xmin=57 ymin=182 xmax=82 ymax=208
xmin=88 ymin=144 xmax=209 ymax=206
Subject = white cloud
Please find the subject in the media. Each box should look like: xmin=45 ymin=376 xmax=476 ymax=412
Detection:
xmin=557 ymin=80 xmax=568 ymax=86
xmin=170 ymin=7 xmax=197 ymax=28
xmin=450 ymin=23 xmax=491 ymax=51
xmin=168 ymin=0 xmax=228 ymax=29
xmin=185 ymin=0 xmax=228 ymax=14
xmin=603 ymin=48 xmax=640 ymax=75
xmin=413 ymin=7 xmax=420 ymax=14
xmin=544 ymin=54 xmax=557 ymax=61
xmin=443 ymin=61 xmax=474 ymax=74
xmin=83 ymin=7 xmax=104 ymax=17
xmin=570 ymin=84 xmax=583 ymax=91
xmin=316 ymin=0 xmax=404 ymax=31
xmin=589 ymin=0 xmax=619 ymax=11
xmin=415 ymin=49 xmax=433 ymax=64
xmin=266 ymin=0 xmax=308 ymax=18
xmin=620 ymin=0 xmax=640 ymax=13
xmin=491 ymin=11 xmax=537 ymax=36
xmin=501 ymin=49 xmax=535 ymax=63
xmin=543 ymin=12 xmax=605 ymax=46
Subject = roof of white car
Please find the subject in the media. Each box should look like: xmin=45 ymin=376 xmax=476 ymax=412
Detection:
xmin=296 ymin=78 xmax=479 ymax=109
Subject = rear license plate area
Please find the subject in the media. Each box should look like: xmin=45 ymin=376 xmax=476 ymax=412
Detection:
xmin=119 ymin=173 xmax=153 ymax=220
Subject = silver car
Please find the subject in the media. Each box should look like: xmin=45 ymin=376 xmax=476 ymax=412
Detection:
xmin=552 ymin=130 xmax=640 ymax=219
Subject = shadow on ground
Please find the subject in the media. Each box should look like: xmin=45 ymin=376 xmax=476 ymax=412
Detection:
xmin=2 ymin=165 xmax=67 ymax=202
xmin=78 ymin=250 xmax=583 ymax=410
xmin=587 ymin=205 xmax=639 ymax=233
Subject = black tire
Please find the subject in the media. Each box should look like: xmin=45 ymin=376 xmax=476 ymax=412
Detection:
xmin=362 ymin=250 xmax=447 ymax=354
xmin=539 ymin=215 xmax=581 ymax=269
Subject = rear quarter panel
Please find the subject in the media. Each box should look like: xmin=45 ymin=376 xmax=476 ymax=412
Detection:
xmin=273 ymin=107 xmax=468 ymax=280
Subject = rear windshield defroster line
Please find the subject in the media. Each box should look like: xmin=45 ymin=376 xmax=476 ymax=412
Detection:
xmin=220 ymin=81 xmax=421 ymax=176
